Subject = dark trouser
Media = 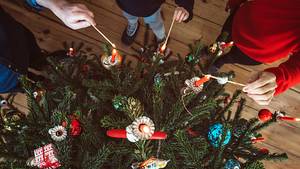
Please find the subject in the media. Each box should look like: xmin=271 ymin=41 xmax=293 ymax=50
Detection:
xmin=213 ymin=13 xmax=262 ymax=68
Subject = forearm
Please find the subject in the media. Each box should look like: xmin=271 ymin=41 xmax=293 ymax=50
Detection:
xmin=36 ymin=0 xmax=68 ymax=11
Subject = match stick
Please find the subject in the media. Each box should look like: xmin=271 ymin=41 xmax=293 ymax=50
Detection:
xmin=206 ymin=74 xmax=246 ymax=87
xmin=161 ymin=14 xmax=176 ymax=52
xmin=91 ymin=24 xmax=116 ymax=48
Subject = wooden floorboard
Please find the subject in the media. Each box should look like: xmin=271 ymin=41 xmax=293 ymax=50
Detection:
xmin=1 ymin=0 xmax=299 ymax=168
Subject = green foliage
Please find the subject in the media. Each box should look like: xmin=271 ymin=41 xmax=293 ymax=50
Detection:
xmin=0 ymin=40 xmax=287 ymax=169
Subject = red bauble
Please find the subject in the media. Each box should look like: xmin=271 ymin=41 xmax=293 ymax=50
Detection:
xmin=259 ymin=148 xmax=269 ymax=154
xmin=258 ymin=109 xmax=273 ymax=122
xmin=70 ymin=119 xmax=82 ymax=136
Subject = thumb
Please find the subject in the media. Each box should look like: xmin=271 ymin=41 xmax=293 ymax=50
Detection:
xmin=70 ymin=12 xmax=96 ymax=26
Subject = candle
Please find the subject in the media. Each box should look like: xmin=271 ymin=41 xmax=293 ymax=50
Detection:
xmin=278 ymin=116 xmax=300 ymax=122
xmin=139 ymin=124 xmax=151 ymax=134
xmin=194 ymin=75 xmax=210 ymax=87
xmin=251 ymin=137 xmax=265 ymax=143
xmin=220 ymin=41 xmax=234 ymax=49
xmin=111 ymin=48 xmax=117 ymax=63
xmin=106 ymin=129 xmax=167 ymax=140
xmin=67 ymin=47 xmax=75 ymax=57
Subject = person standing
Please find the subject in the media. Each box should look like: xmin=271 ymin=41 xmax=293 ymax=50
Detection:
xmin=116 ymin=0 xmax=194 ymax=45
xmin=211 ymin=0 xmax=300 ymax=105
xmin=0 ymin=0 xmax=95 ymax=93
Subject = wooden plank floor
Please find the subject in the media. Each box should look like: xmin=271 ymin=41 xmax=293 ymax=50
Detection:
xmin=1 ymin=0 xmax=300 ymax=168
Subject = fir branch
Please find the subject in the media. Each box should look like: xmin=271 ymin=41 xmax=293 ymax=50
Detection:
xmin=81 ymin=144 xmax=111 ymax=169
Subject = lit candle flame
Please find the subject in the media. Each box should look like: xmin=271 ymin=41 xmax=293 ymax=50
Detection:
xmin=160 ymin=43 xmax=167 ymax=53
xmin=67 ymin=47 xmax=75 ymax=56
xmin=111 ymin=48 xmax=117 ymax=63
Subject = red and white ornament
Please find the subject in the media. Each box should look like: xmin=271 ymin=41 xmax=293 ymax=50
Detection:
xmin=48 ymin=125 xmax=67 ymax=142
xmin=107 ymin=116 xmax=167 ymax=142
xmin=33 ymin=144 xmax=61 ymax=169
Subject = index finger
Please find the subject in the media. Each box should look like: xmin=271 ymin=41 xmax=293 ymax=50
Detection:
xmin=71 ymin=12 xmax=96 ymax=26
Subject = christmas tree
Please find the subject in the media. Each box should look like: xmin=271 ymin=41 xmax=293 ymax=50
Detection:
xmin=0 ymin=30 xmax=288 ymax=169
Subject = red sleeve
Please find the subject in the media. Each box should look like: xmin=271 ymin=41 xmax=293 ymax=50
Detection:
xmin=265 ymin=52 xmax=300 ymax=95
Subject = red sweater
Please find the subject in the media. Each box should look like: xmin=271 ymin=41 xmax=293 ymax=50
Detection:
xmin=229 ymin=0 xmax=300 ymax=95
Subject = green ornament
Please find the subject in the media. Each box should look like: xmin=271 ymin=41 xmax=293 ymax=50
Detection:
xmin=112 ymin=96 xmax=127 ymax=111
xmin=185 ymin=54 xmax=199 ymax=64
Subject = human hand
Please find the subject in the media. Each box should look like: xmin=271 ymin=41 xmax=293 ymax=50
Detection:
xmin=174 ymin=7 xmax=189 ymax=23
xmin=243 ymin=72 xmax=277 ymax=105
xmin=37 ymin=0 xmax=96 ymax=30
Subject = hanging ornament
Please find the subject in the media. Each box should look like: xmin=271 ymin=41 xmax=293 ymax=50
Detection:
xmin=208 ymin=41 xmax=234 ymax=57
xmin=126 ymin=116 xmax=155 ymax=142
xmin=209 ymin=43 xmax=218 ymax=54
xmin=33 ymin=89 xmax=46 ymax=101
xmin=101 ymin=49 xmax=122 ymax=70
xmin=259 ymin=148 xmax=269 ymax=155
xmin=207 ymin=123 xmax=231 ymax=148
xmin=224 ymin=159 xmax=241 ymax=169
xmin=33 ymin=144 xmax=61 ymax=169
xmin=181 ymin=76 xmax=210 ymax=95
xmin=70 ymin=119 xmax=82 ymax=136
xmin=112 ymin=96 xmax=127 ymax=111
xmin=48 ymin=125 xmax=67 ymax=142
xmin=0 ymin=99 xmax=7 ymax=107
xmin=131 ymin=157 xmax=170 ymax=169
xmin=106 ymin=116 xmax=167 ymax=142
xmin=185 ymin=53 xmax=199 ymax=65
xmin=154 ymin=73 xmax=163 ymax=87
xmin=258 ymin=109 xmax=273 ymax=122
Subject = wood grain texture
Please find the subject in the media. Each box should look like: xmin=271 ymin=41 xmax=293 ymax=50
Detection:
xmin=0 ymin=0 xmax=299 ymax=168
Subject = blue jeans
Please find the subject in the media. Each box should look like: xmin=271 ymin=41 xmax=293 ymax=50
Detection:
xmin=123 ymin=9 xmax=165 ymax=40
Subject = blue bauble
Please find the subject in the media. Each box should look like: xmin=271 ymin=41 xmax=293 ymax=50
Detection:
xmin=207 ymin=123 xmax=231 ymax=148
xmin=224 ymin=159 xmax=241 ymax=169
